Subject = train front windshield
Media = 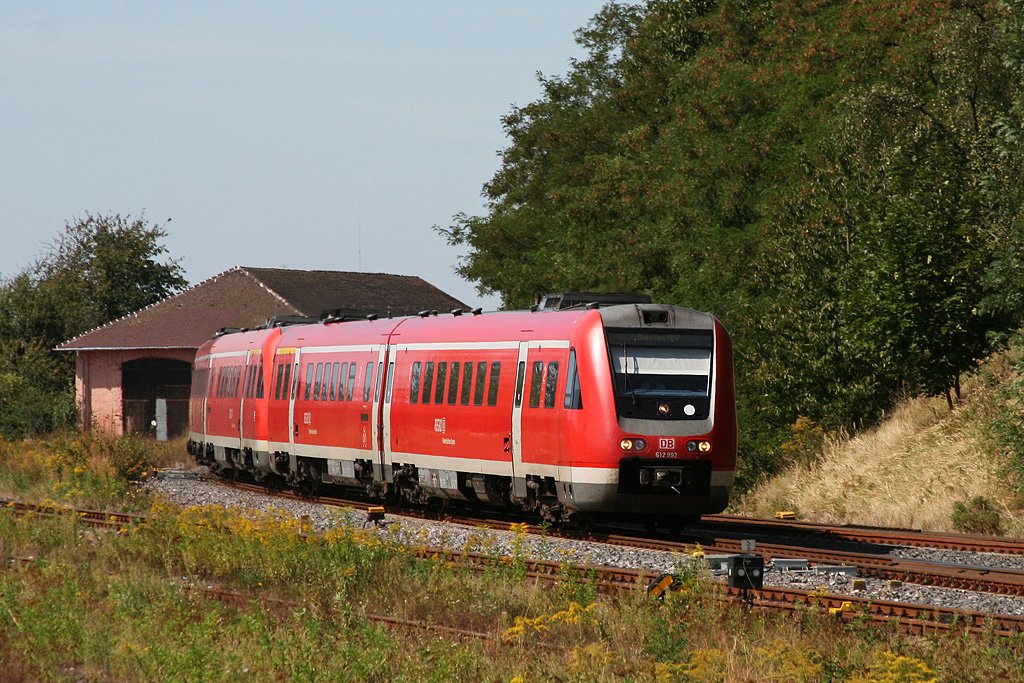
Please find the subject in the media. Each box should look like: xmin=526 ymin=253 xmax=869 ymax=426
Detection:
xmin=605 ymin=328 xmax=714 ymax=419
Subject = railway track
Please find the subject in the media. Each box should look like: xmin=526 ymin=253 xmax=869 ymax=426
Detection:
xmin=193 ymin=476 xmax=1024 ymax=601
xmin=702 ymin=514 xmax=1024 ymax=555
xmin=9 ymin=488 xmax=1024 ymax=638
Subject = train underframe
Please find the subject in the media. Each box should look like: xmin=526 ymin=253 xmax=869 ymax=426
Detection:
xmin=187 ymin=439 xmax=729 ymax=527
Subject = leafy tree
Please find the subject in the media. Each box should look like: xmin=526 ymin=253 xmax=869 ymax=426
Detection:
xmin=0 ymin=213 xmax=186 ymax=437
xmin=443 ymin=0 xmax=1024 ymax=489
xmin=981 ymin=0 xmax=1024 ymax=322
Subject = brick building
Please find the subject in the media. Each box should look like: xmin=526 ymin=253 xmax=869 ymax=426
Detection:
xmin=57 ymin=266 xmax=467 ymax=438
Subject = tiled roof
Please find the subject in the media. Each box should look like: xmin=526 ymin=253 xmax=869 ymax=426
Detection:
xmin=57 ymin=266 xmax=468 ymax=351
xmin=243 ymin=267 xmax=467 ymax=318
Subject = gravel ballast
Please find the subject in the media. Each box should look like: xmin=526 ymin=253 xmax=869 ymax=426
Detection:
xmin=144 ymin=473 xmax=1024 ymax=618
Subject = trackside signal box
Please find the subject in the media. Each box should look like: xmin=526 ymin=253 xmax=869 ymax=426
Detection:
xmin=727 ymin=554 xmax=764 ymax=590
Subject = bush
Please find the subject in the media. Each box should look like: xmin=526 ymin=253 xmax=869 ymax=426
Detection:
xmin=951 ymin=496 xmax=1003 ymax=535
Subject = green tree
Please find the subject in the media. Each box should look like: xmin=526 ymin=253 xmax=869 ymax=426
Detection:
xmin=444 ymin=0 xmax=1024 ymax=489
xmin=0 ymin=212 xmax=186 ymax=437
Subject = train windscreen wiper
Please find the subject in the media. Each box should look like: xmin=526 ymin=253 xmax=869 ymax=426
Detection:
xmin=622 ymin=343 xmax=637 ymax=405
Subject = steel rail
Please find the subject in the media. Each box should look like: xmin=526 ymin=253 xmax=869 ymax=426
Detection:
xmin=704 ymin=514 xmax=1024 ymax=555
xmin=198 ymin=478 xmax=1024 ymax=598
xmin=6 ymin=495 xmax=1024 ymax=638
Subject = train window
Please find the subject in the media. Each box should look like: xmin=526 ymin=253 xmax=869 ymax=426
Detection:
xmin=363 ymin=362 xmax=374 ymax=401
xmin=488 ymin=362 xmax=501 ymax=406
xmin=514 ymin=361 xmax=526 ymax=408
xmin=434 ymin=362 xmax=448 ymax=404
xmin=545 ymin=362 xmax=560 ymax=409
xmin=230 ymin=367 xmax=237 ymax=397
xmin=564 ymin=349 xmax=582 ymax=410
xmin=242 ymin=366 xmax=251 ymax=398
xmin=374 ymin=361 xmax=383 ymax=402
xmin=448 ymin=362 xmax=460 ymax=404
xmin=410 ymin=361 xmax=421 ymax=403
xmin=528 ymin=361 xmax=543 ymax=408
xmin=326 ymin=362 xmax=336 ymax=401
xmin=256 ymin=362 xmax=264 ymax=399
xmin=303 ymin=363 xmax=314 ymax=400
xmin=474 ymin=362 xmax=487 ymax=406
xmin=422 ymin=362 xmax=435 ymax=404
xmin=291 ymin=362 xmax=299 ymax=399
xmin=342 ymin=362 xmax=354 ymax=401
xmin=247 ymin=365 xmax=256 ymax=398
xmin=460 ymin=363 xmax=473 ymax=405
xmin=274 ymin=365 xmax=283 ymax=400
xmin=385 ymin=361 xmax=395 ymax=403
xmin=314 ymin=363 xmax=325 ymax=400
xmin=347 ymin=363 xmax=357 ymax=400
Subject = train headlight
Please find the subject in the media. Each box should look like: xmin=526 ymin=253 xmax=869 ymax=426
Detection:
xmin=687 ymin=440 xmax=712 ymax=453
xmin=619 ymin=438 xmax=647 ymax=452
xmin=658 ymin=403 xmax=671 ymax=415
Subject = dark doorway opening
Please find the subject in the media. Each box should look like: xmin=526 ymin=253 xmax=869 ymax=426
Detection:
xmin=122 ymin=358 xmax=192 ymax=439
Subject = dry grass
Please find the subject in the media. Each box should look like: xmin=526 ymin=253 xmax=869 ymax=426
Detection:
xmin=739 ymin=358 xmax=1024 ymax=534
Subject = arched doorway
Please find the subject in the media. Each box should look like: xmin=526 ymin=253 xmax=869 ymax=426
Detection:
xmin=122 ymin=358 xmax=192 ymax=439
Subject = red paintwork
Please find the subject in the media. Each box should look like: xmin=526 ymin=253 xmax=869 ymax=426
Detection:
xmin=190 ymin=307 xmax=737 ymax=499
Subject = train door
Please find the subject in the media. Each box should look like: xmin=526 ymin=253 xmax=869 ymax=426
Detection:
xmin=197 ymin=355 xmax=212 ymax=438
xmin=512 ymin=340 xmax=570 ymax=497
xmin=510 ymin=343 xmax=529 ymax=496
xmin=266 ymin=349 xmax=294 ymax=451
xmin=239 ymin=350 xmax=253 ymax=444
xmin=289 ymin=349 xmax=302 ymax=454
xmin=371 ymin=346 xmax=390 ymax=482
xmin=380 ymin=351 xmax=397 ymax=483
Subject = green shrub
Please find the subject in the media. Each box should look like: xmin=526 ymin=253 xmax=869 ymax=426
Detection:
xmin=951 ymin=496 xmax=1003 ymax=535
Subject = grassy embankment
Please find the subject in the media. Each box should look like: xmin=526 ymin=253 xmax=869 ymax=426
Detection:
xmin=1 ymin=434 xmax=1023 ymax=680
xmin=740 ymin=332 xmax=1024 ymax=536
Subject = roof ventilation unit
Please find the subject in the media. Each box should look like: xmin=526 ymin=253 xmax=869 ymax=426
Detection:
xmin=536 ymin=292 xmax=652 ymax=311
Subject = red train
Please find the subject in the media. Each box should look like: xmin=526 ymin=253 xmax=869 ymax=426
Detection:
xmin=187 ymin=298 xmax=736 ymax=524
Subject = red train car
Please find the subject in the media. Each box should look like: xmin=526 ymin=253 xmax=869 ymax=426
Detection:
xmin=188 ymin=301 xmax=736 ymax=523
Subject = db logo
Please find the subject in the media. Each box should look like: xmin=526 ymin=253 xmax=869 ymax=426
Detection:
xmin=658 ymin=437 xmax=676 ymax=450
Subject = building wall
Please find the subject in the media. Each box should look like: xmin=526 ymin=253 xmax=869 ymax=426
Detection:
xmin=76 ymin=349 xmax=195 ymax=435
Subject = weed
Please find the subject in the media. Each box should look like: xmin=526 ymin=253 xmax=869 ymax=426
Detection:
xmin=848 ymin=651 xmax=938 ymax=682
xmin=951 ymin=496 xmax=1003 ymax=535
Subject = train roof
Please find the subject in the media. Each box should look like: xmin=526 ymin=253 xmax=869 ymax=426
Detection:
xmin=198 ymin=303 xmax=720 ymax=356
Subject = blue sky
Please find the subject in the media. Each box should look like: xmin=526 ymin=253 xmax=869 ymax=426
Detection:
xmin=1 ymin=2 xmax=610 ymax=310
